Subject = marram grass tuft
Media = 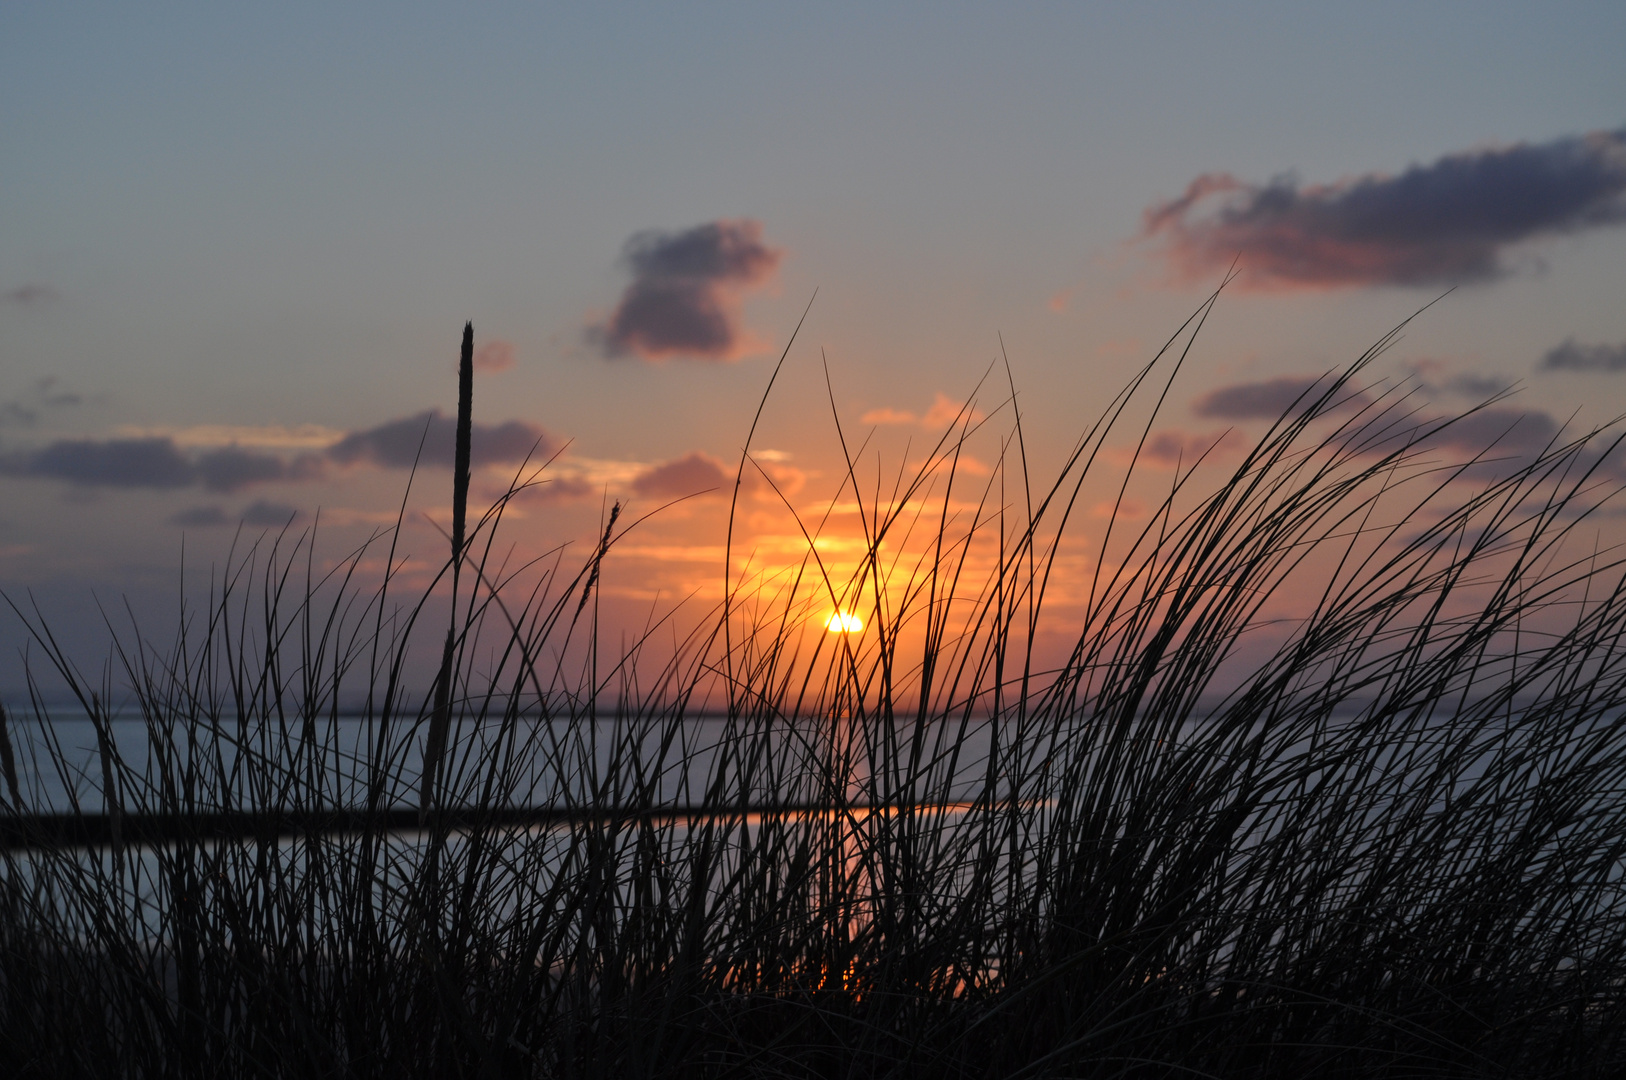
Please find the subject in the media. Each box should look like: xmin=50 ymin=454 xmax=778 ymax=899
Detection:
xmin=5 ymin=301 xmax=1626 ymax=1078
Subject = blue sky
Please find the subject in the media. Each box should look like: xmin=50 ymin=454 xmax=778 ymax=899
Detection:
xmin=3 ymin=2 xmax=1625 ymax=691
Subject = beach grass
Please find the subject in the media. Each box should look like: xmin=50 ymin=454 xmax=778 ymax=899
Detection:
xmin=4 ymin=295 xmax=1626 ymax=1078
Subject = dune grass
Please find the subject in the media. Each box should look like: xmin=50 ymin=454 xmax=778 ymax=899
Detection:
xmin=4 ymin=295 xmax=1626 ymax=1078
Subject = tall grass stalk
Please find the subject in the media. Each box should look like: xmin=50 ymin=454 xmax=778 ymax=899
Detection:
xmin=4 ymin=299 xmax=1626 ymax=1078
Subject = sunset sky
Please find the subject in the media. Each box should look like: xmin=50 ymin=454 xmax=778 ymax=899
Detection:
xmin=3 ymin=2 xmax=1624 ymax=694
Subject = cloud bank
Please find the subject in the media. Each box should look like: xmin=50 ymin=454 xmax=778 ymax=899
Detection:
xmin=1204 ymin=369 xmax=1616 ymax=482
xmin=1540 ymin=338 xmax=1626 ymax=373
xmin=2 ymin=437 xmax=323 ymax=492
xmin=13 ymin=437 xmax=199 ymax=489
xmin=169 ymin=500 xmax=301 ymax=529
xmin=2 ymin=410 xmax=552 ymax=492
xmin=1144 ymin=127 xmax=1626 ymax=289
xmin=591 ymin=220 xmax=781 ymax=361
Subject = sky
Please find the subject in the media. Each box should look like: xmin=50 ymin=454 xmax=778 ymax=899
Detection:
xmin=3 ymin=2 xmax=1625 ymax=696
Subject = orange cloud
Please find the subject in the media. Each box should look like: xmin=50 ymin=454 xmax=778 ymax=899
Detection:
xmin=1092 ymin=498 xmax=1148 ymax=521
xmin=861 ymin=392 xmax=985 ymax=428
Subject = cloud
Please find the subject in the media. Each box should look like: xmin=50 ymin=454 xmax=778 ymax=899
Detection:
xmin=1322 ymin=401 xmax=1626 ymax=488
xmin=169 ymin=501 xmax=301 ymax=528
xmin=326 ymin=410 xmax=552 ymax=470
xmin=195 ymin=446 xmax=325 ymax=492
xmin=1429 ymin=372 xmax=1510 ymax=399
xmin=629 ymin=450 xmax=807 ymax=503
xmin=1143 ymin=127 xmax=1626 ymax=289
xmin=1404 ymin=406 xmax=1563 ymax=458
xmin=3 ymin=409 xmax=554 ymax=495
xmin=859 ymin=406 xmax=917 ymax=426
xmin=1540 ymin=337 xmax=1626 ymax=372
xmin=4 ymin=437 xmax=196 ymax=488
xmin=1 ymin=284 xmax=58 ymax=307
xmin=473 ymin=340 xmax=516 ymax=373
xmin=509 ymin=473 xmax=597 ymax=505
xmin=1194 ymin=376 xmax=1374 ymax=421
xmin=1371 ymin=404 xmax=1626 ymax=489
xmin=170 ymin=505 xmax=229 ymax=527
xmin=1092 ymin=498 xmax=1148 ymax=521
xmin=861 ymin=392 xmax=985 ymax=428
xmin=1112 ymin=429 xmax=1246 ymax=470
xmin=632 ymin=451 xmax=731 ymax=499
xmin=114 ymin=423 xmax=342 ymax=450
xmin=590 ymin=220 xmax=781 ymax=361
xmin=240 ymin=499 xmax=301 ymax=526
xmin=2 ymin=436 xmax=316 ymax=492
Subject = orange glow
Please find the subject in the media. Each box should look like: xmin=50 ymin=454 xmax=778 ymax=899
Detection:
xmin=825 ymin=611 xmax=863 ymax=634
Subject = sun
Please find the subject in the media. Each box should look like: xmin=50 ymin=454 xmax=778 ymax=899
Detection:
xmin=824 ymin=610 xmax=863 ymax=634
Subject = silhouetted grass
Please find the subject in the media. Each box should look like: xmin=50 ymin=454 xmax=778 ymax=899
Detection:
xmin=4 ymin=297 xmax=1626 ymax=1078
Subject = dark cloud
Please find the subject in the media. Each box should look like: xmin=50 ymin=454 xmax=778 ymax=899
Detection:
xmin=1143 ymin=127 xmax=1626 ymax=289
xmin=196 ymin=447 xmax=324 ymax=492
xmin=1198 ymin=377 xmax=1314 ymax=420
xmin=169 ymin=501 xmax=300 ymax=528
xmin=170 ymin=505 xmax=229 ymax=528
xmin=0 ymin=437 xmax=324 ymax=492
xmin=1540 ymin=338 xmax=1626 ymax=373
xmin=590 ymin=220 xmax=781 ymax=361
xmin=1329 ymin=403 xmax=1617 ymax=488
xmin=632 ymin=452 xmax=731 ymax=499
xmin=326 ymin=410 xmax=552 ymax=470
xmin=3 ymin=437 xmax=196 ymax=488
xmin=1 ymin=407 xmax=552 ymax=496
xmin=1408 ymin=407 xmax=1563 ymax=458
xmin=240 ymin=499 xmax=301 ymax=526
xmin=1194 ymin=376 xmax=1376 ymax=421
xmin=1 ymin=284 xmax=58 ymax=307
xmin=1432 ymin=372 xmax=1510 ymax=399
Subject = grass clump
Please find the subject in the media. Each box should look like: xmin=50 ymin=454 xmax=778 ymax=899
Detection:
xmin=4 ymin=295 xmax=1626 ymax=1078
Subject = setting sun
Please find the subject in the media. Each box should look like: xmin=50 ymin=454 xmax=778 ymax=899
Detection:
xmin=825 ymin=611 xmax=863 ymax=634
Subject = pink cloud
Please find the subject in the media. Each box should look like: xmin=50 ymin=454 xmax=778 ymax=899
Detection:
xmin=473 ymin=340 xmax=516 ymax=373
xmin=632 ymin=452 xmax=731 ymax=499
xmin=632 ymin=451 xmax=806 ymax=502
